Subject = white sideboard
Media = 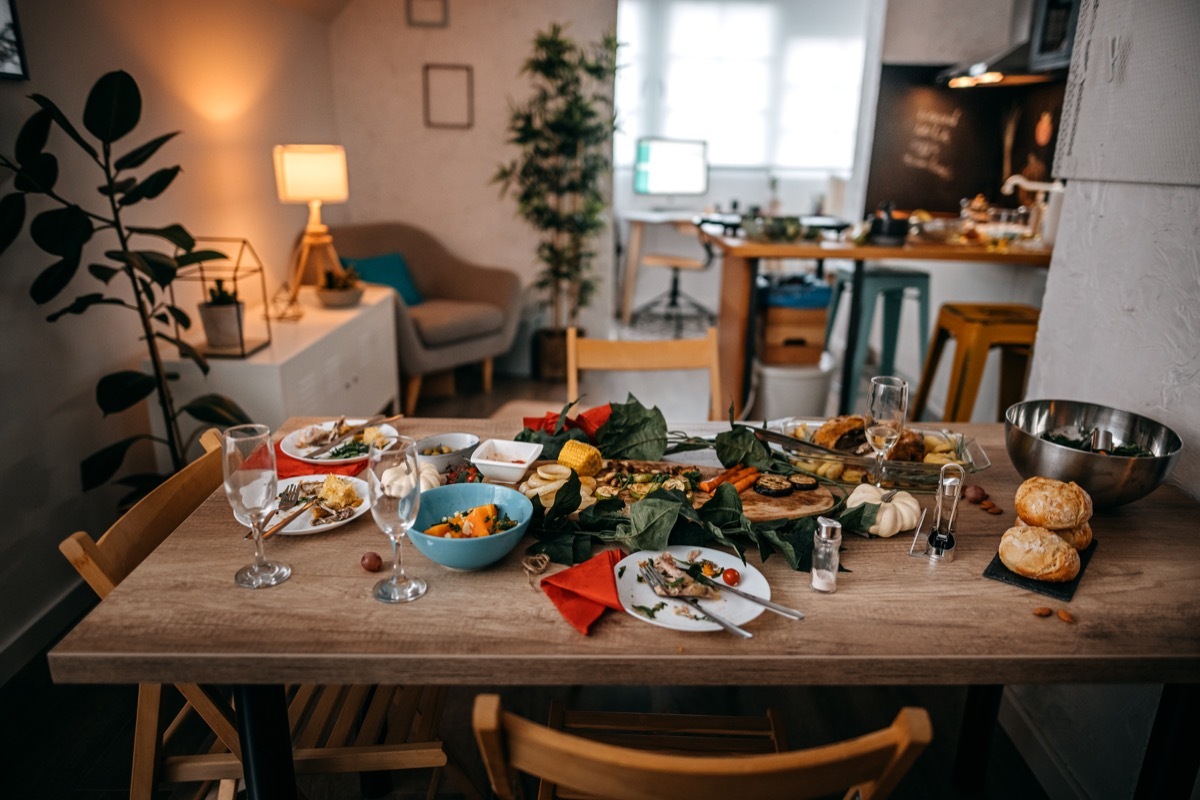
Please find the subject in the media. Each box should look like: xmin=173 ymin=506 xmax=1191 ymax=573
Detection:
xmin=152 ymin=286 xmax=399 ymax=461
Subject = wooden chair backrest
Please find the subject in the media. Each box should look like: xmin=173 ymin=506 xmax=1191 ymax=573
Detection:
xmin=473 ymin=694 xmax=931 ymax=800
xmin=60 ymin=429 xmax=224 ymax=599
xmin=566 ymin=327 xmax=724 ymax=421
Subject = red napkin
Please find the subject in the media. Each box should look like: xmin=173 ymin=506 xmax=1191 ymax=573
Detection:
xmin=541 ymin=549 xmax=625 ymax=635
xmin=274 ymin=442 xmax=366 ymax=479
xmin=523 ymin=403 xmax=612 ymax=443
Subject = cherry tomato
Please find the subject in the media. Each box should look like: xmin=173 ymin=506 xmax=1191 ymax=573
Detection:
xmin=721 ymin=568 xmax=741 ymax=587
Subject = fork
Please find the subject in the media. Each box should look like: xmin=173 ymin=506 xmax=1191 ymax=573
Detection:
xmin=246 ymin=483 xmax=301 ymax=539
xmin=639 ymin=564 xmax=752 ymax=639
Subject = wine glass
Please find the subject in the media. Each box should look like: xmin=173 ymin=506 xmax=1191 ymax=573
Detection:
xmin=222 ymin=424 xmax=291 ymax=589
xmin=866 ymin=376 xmax=909 ymax=487
xmin=367 ymin=436 xmax=427 ymax=603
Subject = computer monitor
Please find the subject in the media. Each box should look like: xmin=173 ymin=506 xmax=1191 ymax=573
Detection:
xmin=633 ymin=138 xmax=708 ymax=196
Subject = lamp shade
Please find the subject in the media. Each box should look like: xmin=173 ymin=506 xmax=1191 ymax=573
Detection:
xmin=273 ymin=144 xmax=349 ymax=204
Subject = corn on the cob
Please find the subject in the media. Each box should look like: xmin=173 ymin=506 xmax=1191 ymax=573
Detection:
xmin=557 ymin=440 xmax=603 ymax=477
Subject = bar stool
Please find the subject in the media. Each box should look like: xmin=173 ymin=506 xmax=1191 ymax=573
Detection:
xmin=824 ymin=264 xmax=930 ymax=410
xmin=911 ymin=303 xmax=1040 ymax=422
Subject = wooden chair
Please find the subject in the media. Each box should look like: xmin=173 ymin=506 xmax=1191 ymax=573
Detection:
xmin=473 ymin=694 xmax=931 ymax=800
xmin=566 ymin=326 xmax=724 ymax=421
xmin=59 ymin=430 xmax=469 ymax=800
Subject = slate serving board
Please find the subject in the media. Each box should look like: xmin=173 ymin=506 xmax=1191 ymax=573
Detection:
xmin=982 ymin=539 xmax=1098 ymax=602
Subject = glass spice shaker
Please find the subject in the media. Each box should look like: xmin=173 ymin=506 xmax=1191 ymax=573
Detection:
xmin=812 ymin=516 xmax=842 ymax=593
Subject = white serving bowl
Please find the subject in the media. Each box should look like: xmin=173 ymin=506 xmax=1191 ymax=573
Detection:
xmin=469 ymin=439 xmax=543 ymax=483
xmin=415 ymin=432 xmax=480 ymax=474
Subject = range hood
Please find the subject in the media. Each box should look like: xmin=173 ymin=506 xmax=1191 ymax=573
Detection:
xmin=936 ymin=40 xmax=1059 ymax=88
xmin=936 ymin=0 xmax=1078 ymax=89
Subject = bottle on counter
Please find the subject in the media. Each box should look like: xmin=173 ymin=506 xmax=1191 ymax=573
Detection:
xmin=812 ymin=516 xmax=842 ymax=592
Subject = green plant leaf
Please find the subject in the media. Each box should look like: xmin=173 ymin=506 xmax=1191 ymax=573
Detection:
xmin=46 ymin=293 xmax=126 ymax=322
xmin=96 ymin=370 xmax=158 ymax=415
xmin=175 ymin=248 xmax=227 ymax=267
xmin=87 ymin=263 xmax=120 ymax=283
xmin=15 ymin=109 xmax=53 ymax=163
xmin=156 ymin=332 xmax=209 ymax=375
xmin=97 ymin=177 xmax=136 ymax=197
xmin=179 ymin=393 xmax=252 ymax=426
xmin=128 ymin=224 xmax=194 ymax=251
xmin=81 ymin=435 xmax=152 ymax=491
xmin=165 ymin=304 xmax=191 ymax=329
xmin=0 ymin=193 xmax=26 ymax=256
xmin=714 ymin=426 xmax=773 ymax=470
xmin=113 ymin=250 xmax=178 ymax=287
xmin=14 ymin=152 xmax=59 ymax=194
xmin=83 ymin=70 xmax=142 ymax=144
xmin=114 ymin=131 xmax=180 ymax=171
xmin=29 ymin=93 xmax=98 ymax=160
xmin=30 ymin=205 xmax=92 ymax=256
xmin=30 ymin=256 xmax=81 ymax=305
xmin=118 ymin=166 xmax=181 ymax=206
xmin=595 ymin=395 xmax=667 ymax=460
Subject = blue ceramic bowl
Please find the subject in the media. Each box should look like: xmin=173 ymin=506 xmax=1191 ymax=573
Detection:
xmin=409 ymin=483 xmax=533 ymax=570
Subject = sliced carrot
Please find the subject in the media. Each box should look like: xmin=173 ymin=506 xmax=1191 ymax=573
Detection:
xmin=700 ymin=464 xmax=755 ymax=493
xmin=424 ymin=522 xmax=455 ymax=537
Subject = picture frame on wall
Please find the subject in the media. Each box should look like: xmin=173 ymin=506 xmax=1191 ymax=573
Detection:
xmin=423 ymin=64 xmax=473 ymax=129
xmin=1 ymin=0 xmax=30 ymax=80
xmin=406 ymin=0 xmax=448 ymax=29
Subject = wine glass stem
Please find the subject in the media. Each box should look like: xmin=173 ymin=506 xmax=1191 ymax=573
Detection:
xmin=391 ymin=533 xmax=407 ymax=585
xmin=875 ymin=452 xmax=884 ymax=486
xmin=252 ymin=522 xmax=268 ymax=566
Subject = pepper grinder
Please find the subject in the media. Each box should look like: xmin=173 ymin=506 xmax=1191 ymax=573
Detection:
xmin=812 ymin=516 xmax=842 ymax=592
xmin=924 ymin=463 xmax=965 ymax=562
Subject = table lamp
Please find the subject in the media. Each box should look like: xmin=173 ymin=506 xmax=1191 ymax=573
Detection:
xmin=273 ymin=144 xmax=349 ymax=317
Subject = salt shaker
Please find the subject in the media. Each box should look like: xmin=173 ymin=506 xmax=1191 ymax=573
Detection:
xmin=812 ymin=516 xmax=842 ymax=593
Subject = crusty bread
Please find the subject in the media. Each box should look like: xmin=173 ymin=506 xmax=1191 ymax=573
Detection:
xmin=999 ymin=525 xmax=1081 ymax=582
xmin=1014 ymin=477 xmax=1093 ymax=530
xmin=1012 ymin=517 xmax=1093 ymax=550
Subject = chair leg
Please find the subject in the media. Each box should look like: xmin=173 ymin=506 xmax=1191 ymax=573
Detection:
xmin=404 ymin=375 xmax=423 ymax=417
xmin=916 ymin=282 xmax=931 ymax=372
xmin=945 ymin=332 xmax=989 ymax=422
xmin=997 ymin=345 xmax=1031 ymax=421
xmin=912 ymin=326 xmax=950 ymax=422
xmin=845 ymin=291 xmax=878 ymax=412
xmin=482 ymin=357 xmax=494 ymax=393
xmin=131 ymin=683 xmax=164 ymax=800
xmin=879 ymin=289 xmax=903 ymax=376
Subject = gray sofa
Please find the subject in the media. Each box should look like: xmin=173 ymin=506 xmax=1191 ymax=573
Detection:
xmin=329 ymin=222 xmax=522 ymax=415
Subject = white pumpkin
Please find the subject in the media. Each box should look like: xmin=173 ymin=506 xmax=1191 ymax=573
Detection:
xmin=417 ymin=463 xmax=443 ymax=492
xmin=845 ymin=484 xmax=922 ymax=537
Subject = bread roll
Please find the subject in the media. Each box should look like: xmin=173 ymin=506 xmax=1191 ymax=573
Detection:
xmin=1014 ymin=477 xmax=1093 ymax=530
xmin=999 ymin=525 xmax=1081 ymax=582
xmin=1013 ymin=517 xmax=1093 ymax=551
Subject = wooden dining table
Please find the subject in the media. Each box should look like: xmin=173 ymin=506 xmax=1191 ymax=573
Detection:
xmin=49 ymin=417 xmax=1199 ymax=799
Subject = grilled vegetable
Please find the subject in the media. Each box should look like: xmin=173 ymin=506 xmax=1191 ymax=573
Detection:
xmin=788 ymin=473 xmax=819 ymax=490
xmin=557 ymin=440 xmax=603 ymax=477
xmin=754 ymin=474 xmax=794 ymax=497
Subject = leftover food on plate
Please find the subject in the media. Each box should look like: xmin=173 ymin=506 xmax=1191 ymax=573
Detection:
xmin=278 ymin=475 xmax=366 ymax=529
xmin=641 ymin=551 xmax=719 ymax=599
xmin=423 ymin=503 xmax=519 ymax=538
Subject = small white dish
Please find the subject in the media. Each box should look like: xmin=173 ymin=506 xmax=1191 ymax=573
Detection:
xmin=470 ymin=439 xmax=543 ymax=483
xmin=415 ymin=432 xmax=480 ymax=474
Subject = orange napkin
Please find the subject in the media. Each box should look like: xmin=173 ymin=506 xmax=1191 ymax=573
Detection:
xmin=540 ymin=549 xmax=625 ymax=635
xmin=275 ymin=442 xmax=366 ymax=480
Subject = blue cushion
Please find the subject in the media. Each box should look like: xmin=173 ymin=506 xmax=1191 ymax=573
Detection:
xmin=341 ymin=252 xmax=423 ymax=305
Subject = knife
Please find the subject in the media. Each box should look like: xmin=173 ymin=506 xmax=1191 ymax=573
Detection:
xmin=305 ymin=414 xmax=399 ymax=457
xmin=688 ymin=570 xmax=806 ymax=620
xmin=260 ymin=499 xmax=318 ymax=541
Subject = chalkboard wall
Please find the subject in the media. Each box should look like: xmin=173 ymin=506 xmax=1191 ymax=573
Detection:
xmin=864 ymin=66 xmax=1065 ymax=216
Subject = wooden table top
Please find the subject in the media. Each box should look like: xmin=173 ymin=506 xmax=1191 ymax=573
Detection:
xmin=710 ymin=236 xmax=1054 ymax=267
xmin=50 ymin=418 xmax=1199 ymax=687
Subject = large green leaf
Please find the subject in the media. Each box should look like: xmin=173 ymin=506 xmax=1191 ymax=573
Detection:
xmin=81 ymin=435 xmax=152 ymax=491
xmin=128 ymin=224 xmax=194 ymax=251
xmin=118 ymin=166 xmax=181 ymax=206
xmin=96 ymin=370 xmax=158 ymax=415
xmin=165 ymin=304 xmax=191 ymax=329
xmin=175 ymin=248 xmax=227 ymax=267
xmin=29 ymin=94 xmax=98 ymax=160
xmin=15 ymin=109 xmax=53 ymax=163
xmin=30 ymin=205 xmax=91 ymax=256
xmin=14 ymin=152 xmax=58 ymax=194
xmin=97 ymin=177 xmax=136 ymax=197
xmin=30 ymin=256 xmax=81 ymax=304
xmin=0 ymin=193 xmax=25 ymax=256
xmin=83 ymin=70 xmax=142 ymax=144
xmin=155 ymin=332 xmax=209 ymax=375
xmin=595 ymin=394 xmax=667 ymax=460
xmin=46 ymin=293 xmax=127 ymax=322
xmin=109 ymin=249 xmax=178 ymax=287
xmin=714 ymin=426 xmax=772 ymax=470
xmin=114 ymin=131 xmax=180 ymax=171
xmin=179 ymin=393 xmax=251 ymax=426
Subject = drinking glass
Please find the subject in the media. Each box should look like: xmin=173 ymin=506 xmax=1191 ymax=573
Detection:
xmin=367 ymin=436 xmax=426 ymax=603
xmin=866 ymin=376 xmax=909 ymax=487
xmin=223 ymin=424 xmax=291 ymax=589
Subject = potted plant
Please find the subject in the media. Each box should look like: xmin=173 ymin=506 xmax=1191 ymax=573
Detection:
xmin=198 ymin=279 xmax=244 ymax=348
xmin=0 ymin=70 xmax=250 ymax=507
xmin=495 ymin=24 xmax=618 ymax=379
xmin=316 ymin=265 xmax=364 ymax=308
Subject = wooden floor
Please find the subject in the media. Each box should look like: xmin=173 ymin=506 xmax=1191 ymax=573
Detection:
xmin=1 ymin=368 xmax=1049 ymax=800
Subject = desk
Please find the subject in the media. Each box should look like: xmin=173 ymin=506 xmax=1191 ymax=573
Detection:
xmin=707 ymin=238 xmax=1053 ymax=417
xmin=50 ymin=417 xmax=1199 ymax=798
xmin=618 ymin=210 xmax=704 ymax=324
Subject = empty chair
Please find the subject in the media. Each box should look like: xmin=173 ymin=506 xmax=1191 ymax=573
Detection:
xmin=567 ymin=326 xmax=723 ymax=420
xmin=472 ymin=693 xmax=932 ymax=800
xmin=631 ymin=221 xmax=717 ymax=337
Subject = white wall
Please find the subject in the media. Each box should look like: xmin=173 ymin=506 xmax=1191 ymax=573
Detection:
xmin=0 ymin=0 xmax=339 ymax=684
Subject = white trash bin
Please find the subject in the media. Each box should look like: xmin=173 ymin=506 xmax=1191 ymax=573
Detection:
xmin=751 ymin=351 xmax=837 ymax=420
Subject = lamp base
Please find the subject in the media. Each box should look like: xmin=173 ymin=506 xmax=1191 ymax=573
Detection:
xmin=274 ymin=225 xmax=345 ymax=319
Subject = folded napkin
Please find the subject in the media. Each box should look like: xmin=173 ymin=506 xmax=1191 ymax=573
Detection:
xmin=524 ymin=402 xmax=612 ymax=442
xmin=541 ymin=549 xmax=625 ymax=635
xmin=275 ymin=442 xmax=365 ymax=480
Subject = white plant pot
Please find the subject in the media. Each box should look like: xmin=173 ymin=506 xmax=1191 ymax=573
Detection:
xmin=198 ymin=302 xmax=244 ymax=349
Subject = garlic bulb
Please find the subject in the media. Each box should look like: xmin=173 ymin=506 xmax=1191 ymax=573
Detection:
xmin=845 ymin=484 xmax=922 ymax=537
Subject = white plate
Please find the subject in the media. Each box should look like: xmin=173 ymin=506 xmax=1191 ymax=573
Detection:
xmin=274 ymin=475 xmax=370 ymax=535
xmin=280 ymin=420 xmax=400 ymax=465
xmin=614 ymin=546 xmax=769 ymax=633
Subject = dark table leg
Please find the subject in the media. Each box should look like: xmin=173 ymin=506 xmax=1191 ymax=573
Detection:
xmin=741 ymin=256 xmax=761 ymax=413
xmin=235 ymin=684 xmax=298 ymax=800
xmin=1135 ymin=683 xmax=1200 ymax=798
xmin=953 ymin=684 xmax=1003 ymax=790
xmin=837 ymin=259 xmax=866 ymax=414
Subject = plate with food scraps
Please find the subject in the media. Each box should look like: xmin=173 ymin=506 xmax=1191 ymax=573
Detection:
xmin=280 ymin=418 xmax=400 ymax=465
xmin=274 ymin=475 xmax=370 ymax=535
xmin=613 ymin=546 xmax=769 ymax=633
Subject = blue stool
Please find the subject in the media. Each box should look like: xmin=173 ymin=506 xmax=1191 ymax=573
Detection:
xmin=824 ymin=265 xmax=930 ymax=410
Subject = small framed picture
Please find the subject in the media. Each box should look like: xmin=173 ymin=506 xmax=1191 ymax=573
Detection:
xmin=407 ymin=0 xmax=448 ymax=29
xmin=1 ymin=0 xmax=30 ymax=80
xmin=423 ymin=64 xmax=473 ymax=129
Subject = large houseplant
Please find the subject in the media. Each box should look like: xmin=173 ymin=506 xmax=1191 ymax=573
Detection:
xmin=495 ymin=24 xmax=618 ymax=377
xmin=0 ymin=70 xmax=250 ymax=506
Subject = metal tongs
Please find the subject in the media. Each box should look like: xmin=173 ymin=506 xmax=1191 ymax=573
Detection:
xmin=742 ymin=424 xmax=848 ymax=458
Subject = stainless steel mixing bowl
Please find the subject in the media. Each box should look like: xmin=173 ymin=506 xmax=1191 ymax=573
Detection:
xmin=1005 ymin=399 xmax=1183 ymax=508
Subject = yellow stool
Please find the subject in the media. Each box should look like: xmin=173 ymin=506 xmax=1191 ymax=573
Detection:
xmin=912 ymin=303 xmax=1040 ymax=422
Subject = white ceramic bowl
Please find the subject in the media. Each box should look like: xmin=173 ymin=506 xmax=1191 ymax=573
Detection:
xmin=415 ymin=432 xmax=480 ymax=474
xmin=469 ymin=439 xmax=543 ymax=483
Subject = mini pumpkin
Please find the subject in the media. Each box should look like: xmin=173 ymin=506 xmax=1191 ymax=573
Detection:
xmin=845 ymin=484 xmax=922 ymax=537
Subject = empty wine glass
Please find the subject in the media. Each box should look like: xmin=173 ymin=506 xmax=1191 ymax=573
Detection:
xmin=866 ymin=376 xmax=909 ymax=487
xmin=223 ymin=424 xmax=291 ymax=589
xmin=367 ymin=436 xmax=426 ymax=603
